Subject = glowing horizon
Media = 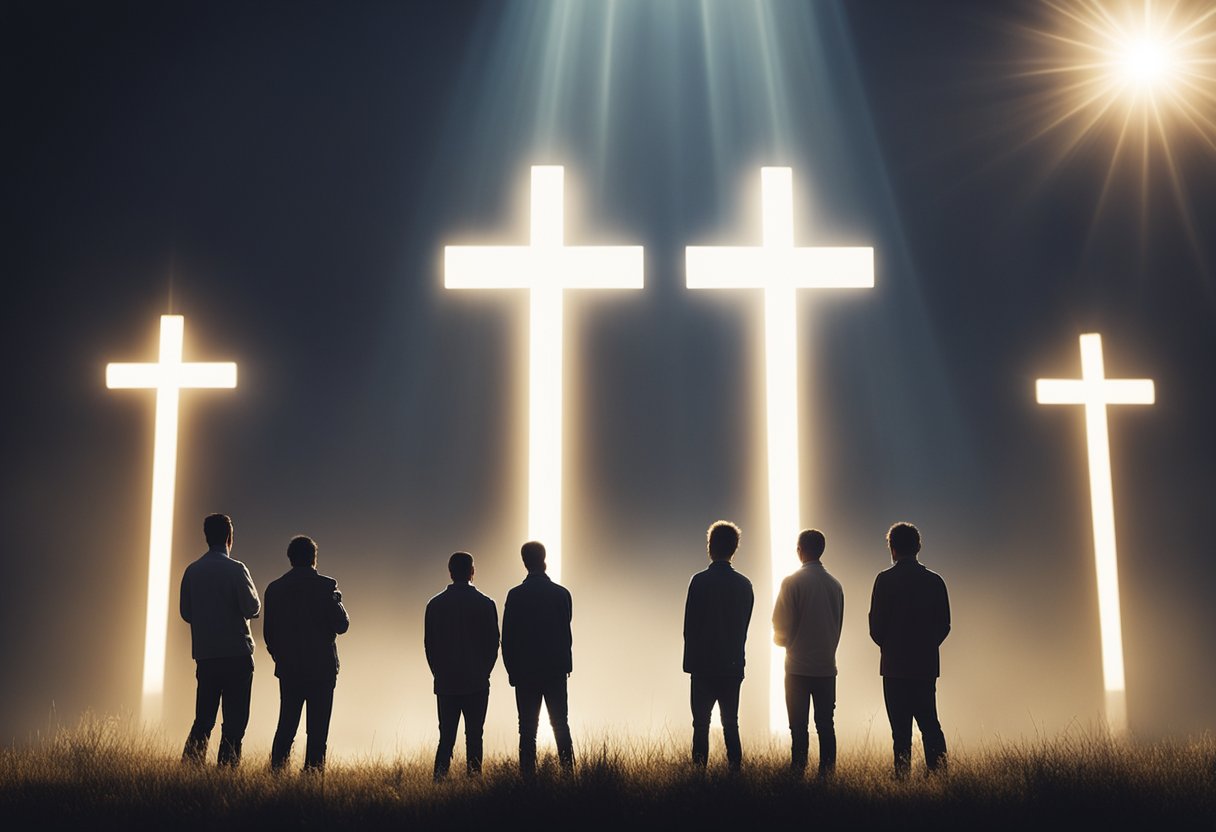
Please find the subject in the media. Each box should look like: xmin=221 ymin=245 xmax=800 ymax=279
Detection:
xmin=687 ymin=167 xmax=874 ymax=733
xmin=1037 ymin=332 xmax=1154 ymax=736
xmin=444 ymin=166 xmax=644 ymax=584
xmin=106 ymin=314 xmax=237 ymax=724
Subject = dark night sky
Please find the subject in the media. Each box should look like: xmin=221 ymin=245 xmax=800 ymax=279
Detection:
xmin=2 ymin=1 xmax=1213 ymax=753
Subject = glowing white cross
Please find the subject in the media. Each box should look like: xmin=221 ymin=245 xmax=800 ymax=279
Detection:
xmin=1037 ymin=332 xmax=1153 ymax=736
xmin=107 ymin=314 xmax=237 ymax=723
xmin=445 ymin=166 xmax=643 ymax=583
xmin=686 ymin=167 xmax=873 ymax=732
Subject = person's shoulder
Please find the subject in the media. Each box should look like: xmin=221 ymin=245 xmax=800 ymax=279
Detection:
xmin=316 ymin=573 xmax=339 ymax=589
xmin=425 ymin=586 xmax=450 ymax=608
xmin=226 ymin=556 xmax=252 ymax=574
xmin=731 ymin=566 xmax=753 ymax=588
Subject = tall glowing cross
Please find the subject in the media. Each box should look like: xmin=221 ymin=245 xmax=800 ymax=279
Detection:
xmin=445 ymin=166 xmax=643 ymax=582
xmin=107 ymin=314 xmax=237 ymax=723
xmin=1036 ymin=332 xmax=1154 ymax=736
xmin=687 ymin=167 xmax=873 ymax=732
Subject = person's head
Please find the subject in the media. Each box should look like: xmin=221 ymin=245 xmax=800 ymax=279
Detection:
xmin=203 ymin=513 xmax=233 ymax=551
xmin=886 ymin=522 xmax=921 ymax=561
xmin=287 ymin=535 xmax=317 ymax=568
xmin=448 ymin=551 xmax=474 ymax=583
xmin=706 ymin=520 xmax=741 ymax=562
xmin=797 ymin=528 xmax=826 ymax=563
xmin=521 ymin=540 xmax=546 ymax=574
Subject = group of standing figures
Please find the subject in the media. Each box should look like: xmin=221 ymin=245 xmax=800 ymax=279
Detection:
xmin=178 ymin=514 xmax=950 ymax=779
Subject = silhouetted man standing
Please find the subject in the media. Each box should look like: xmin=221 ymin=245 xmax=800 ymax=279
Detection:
xmin=180 ymin=513 xmax=261 ymax=766
xmin=772 ymin=528 xmax=844 ymax=777
xmin=683 ymin=520 xmax=754 ymax=771
xmin=869 ymin=522 xmax=950 ymax=777
xmin=264 ymin=535 xmax=350 ymax=772
xmin=502 ymin=540 xmax=574 ymax=775
xmin=424 ymin=551 xmax=499 ymax=780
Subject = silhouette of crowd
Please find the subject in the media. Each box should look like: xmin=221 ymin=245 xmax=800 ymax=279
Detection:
xmin=179 ymin=513 xmax=950 ymax=778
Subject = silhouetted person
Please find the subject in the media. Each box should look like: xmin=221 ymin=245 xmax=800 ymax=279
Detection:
xmin=180 ymin=513 xmax=261 ymax=766
xmin=424 ymin=551 xmax=499 ymax=780
xmin=264 ymin=535 xmax=350 ymax=772
xmin=772 ymin=528 xmax=844 ymax=777
xmin=683 ymin=520 xmax=754 ymax=771
xmin=501 ymin=540 xmax=574 ymax=775
xmin=869 ymin=522 xmax=950 ymax=777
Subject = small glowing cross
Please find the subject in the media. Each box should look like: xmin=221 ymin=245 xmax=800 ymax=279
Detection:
xmin=445 ymin=166 xmax=643 ymax=583
xmin=686 ymin=167 xmax=873 ymax=732
xmin=1037 ymin=332 xmax=1153 ymax=736
xmin=107 ymin=314 xmax=237 ymax=723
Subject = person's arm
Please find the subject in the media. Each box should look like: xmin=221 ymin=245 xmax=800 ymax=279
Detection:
xmin=423 ymin=601 xmax=437 ymax=676
xmin=500 ymin=591 xmax=516 ymax=681
xmin=262 ymin=585 xmax=276 ymax=659
xmin=868 ymin=576 xmax=885 ymax=646
xmin=331 ymin=582 xmax=350 ymax=635
xmin=239 ymin=565 xmax=261 ymax=620
xmin=935 ymin=578 xmax=951 ymax=646
xmin=562 ymin=587 xmax=573 ymax=675
xmin=483 ymin=599 xmax=500 ymax=677
xmin=772 ymin=578 xmax=793 ymax=647
xmin=179 ymin=568 xmax=192 ymax=624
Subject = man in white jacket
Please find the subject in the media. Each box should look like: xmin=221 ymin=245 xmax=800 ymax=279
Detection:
xmin=772 ymin=528 xmax=844 ymax=776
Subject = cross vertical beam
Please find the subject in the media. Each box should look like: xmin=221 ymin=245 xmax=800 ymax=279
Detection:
xmin=1037 ymin=332 xmax=1154 ymax=735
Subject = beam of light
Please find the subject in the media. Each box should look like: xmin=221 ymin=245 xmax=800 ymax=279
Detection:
xmin=1010 ymin=1 xmax=1216 ymax=236
xmin=445 ymin=166 xmax=643 ymax=584
xmin=106 ymin=315 xmax=237 ymax=723
xmin=1036 ymin=332 xmax=1154 ymax=736
xmin=687 ymin=168 xmax=873 ymax=733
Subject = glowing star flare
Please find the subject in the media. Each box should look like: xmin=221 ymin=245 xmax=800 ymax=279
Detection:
xmin=686 ymin=167 xmax=874 ymax=732
xmin=1037 ymin=332 xmax=1154 ymax=736
xmin=444 ymin=166 xmax=643 ymax=583
xmin=107 ymin=315 xmax=237 ymax=723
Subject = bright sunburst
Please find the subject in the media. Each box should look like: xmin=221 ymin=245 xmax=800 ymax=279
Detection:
xmin=1013 ymin=0 xmax=1216 ymax=230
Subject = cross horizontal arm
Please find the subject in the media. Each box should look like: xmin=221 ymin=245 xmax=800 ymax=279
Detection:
xmin=1036 ymin=378 xmax=1155 ymax=405
xmin=445 ymin=246 xmax=643 ymax=290
xmin=685 ymin=247 xmax=874 ymax=289
xmin=107 ymin=363 xmax=238 ymax=389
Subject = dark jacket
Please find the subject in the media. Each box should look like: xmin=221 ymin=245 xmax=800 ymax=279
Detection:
xmin=683 ymin=560 xmax=754 ymax=678
xmin=180 ymin=549 xmax=261 ymax=660
xmin=424 ymin=583 xmax=500 ymax=695
xmin=501 ymin=572 xmax=572 ymax=686
xmin=868 ymin=558 xmax=951 ymax=678
xmin=263 ymin=565 xmax=350 ymax=680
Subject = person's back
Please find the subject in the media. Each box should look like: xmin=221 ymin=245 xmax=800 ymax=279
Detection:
xmin=424 ymin=582 xmax=500 ymax=695
xmin=868 ymin=557 xmax=949 ymax=678
xmin=683 ymin=561 xmax=753 ymax=677
xmin=502 ymin=572 xmax=572 ymax=682
xmin=181 ymin=550 xmax=261 ymax=661
xmin=264 ymin=566 xmax=350 ymax=681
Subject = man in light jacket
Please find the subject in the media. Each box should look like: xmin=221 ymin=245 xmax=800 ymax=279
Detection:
xmin=264 ymin=535 xmax=350 ymax=772
xmin=180 ymin=513 xmax=261 ymax=766
xmin=772 ymin=528 xmax=844 ymax=777
xmin=424 ymin=551 xmax=499 ymax=780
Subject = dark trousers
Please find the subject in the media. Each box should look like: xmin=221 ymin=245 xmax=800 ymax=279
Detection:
xmin=182 ymin=654 xmax=254 ymax=766
xmin=690 ymin=674 xmax=742 ymax=770
xmin=882 ymin=676 xmax=947 ymax=775
xmin=514 ymin=675 xmax=574 ymax=774
xmin=270 ymin=676 xmax=336 ymax=771
xmin=434 ymin=689 xmax=489 ymax=779
xmin=785 ymin=674 xmax=836 ymax=775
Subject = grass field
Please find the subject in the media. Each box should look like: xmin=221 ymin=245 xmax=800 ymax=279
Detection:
xmin=2 ymin=716 xmax=1214 ymax=830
